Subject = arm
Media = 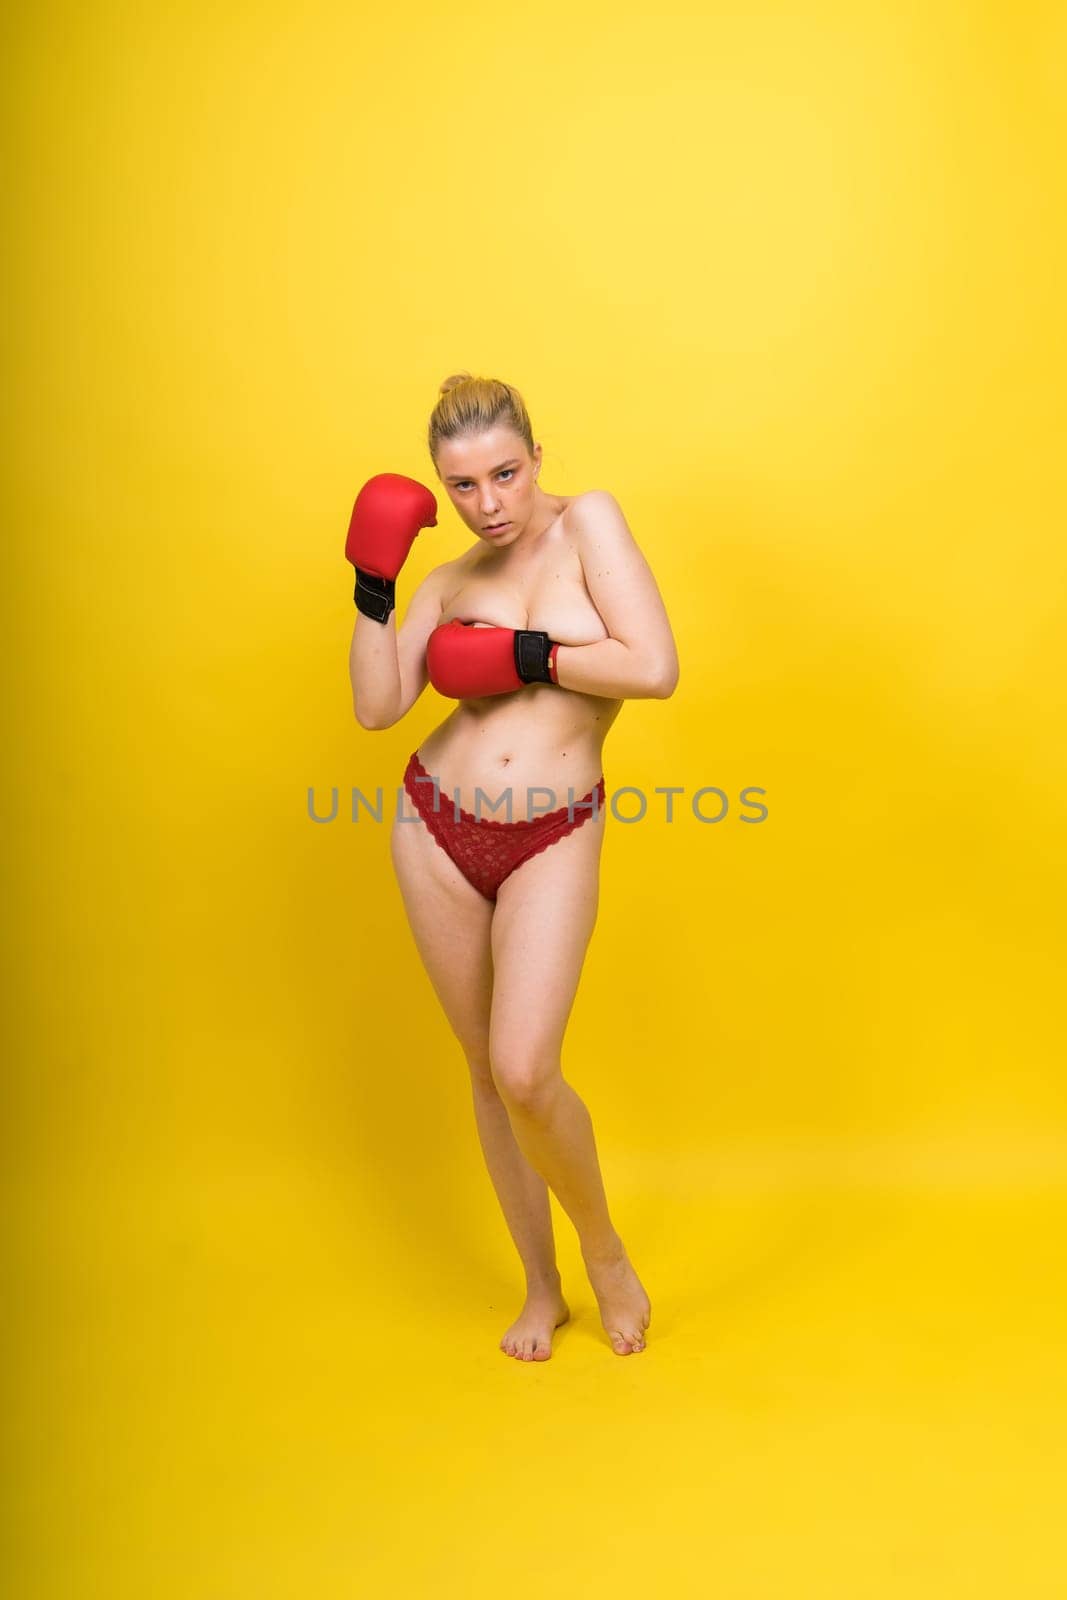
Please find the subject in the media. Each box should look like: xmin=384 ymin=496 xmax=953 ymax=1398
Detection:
xmin=554 ymin=492 xmax=680 ymax=699
xmin=350 ymin=565 xmax=445 ymax=729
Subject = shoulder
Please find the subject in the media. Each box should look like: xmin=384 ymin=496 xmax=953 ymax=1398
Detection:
xmin=421 ymin=543 xmax=488 ymax=615
xmin=403 ymin=550 xmax=464 ymax=617
xmin=565 ymin=489 xmax=624 ymax=521
xmin=426 ymin=546 xmax=481 ymax=588
xmin=563 ymin=490 xmax=638 ymax=550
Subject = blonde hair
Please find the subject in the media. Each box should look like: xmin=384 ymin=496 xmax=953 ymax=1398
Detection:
xmin=428 ymin=372 xmax=535 ymax=472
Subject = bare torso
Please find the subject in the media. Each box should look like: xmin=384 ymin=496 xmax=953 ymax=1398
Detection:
xmin=416 ymin=496 xmax=623 ymax=818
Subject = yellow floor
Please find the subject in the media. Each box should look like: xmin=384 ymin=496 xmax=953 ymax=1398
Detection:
xmin=9 ymin=1139 xmax=1066 ymax=1598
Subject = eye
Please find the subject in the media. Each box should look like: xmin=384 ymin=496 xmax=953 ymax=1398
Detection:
xmin=454 ymin=469 xmax=515 ymax=492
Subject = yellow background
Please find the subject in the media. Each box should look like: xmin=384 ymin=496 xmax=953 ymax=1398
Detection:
xmin=6 ymin=0 xmax=1066 ymax=1594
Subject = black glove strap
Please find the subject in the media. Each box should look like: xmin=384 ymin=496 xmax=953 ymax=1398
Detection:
xmin=354 ymin=569 xmax=396 ymax=624
xmin=514 ymin=629 xmax=555 ymax=684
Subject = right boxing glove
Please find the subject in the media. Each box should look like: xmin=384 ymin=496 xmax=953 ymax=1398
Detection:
xmin=345 ymin=473 xmax=438 ymax=623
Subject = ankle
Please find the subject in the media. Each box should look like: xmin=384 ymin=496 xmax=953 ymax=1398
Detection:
xmin=524 ymin=1266 xmax=562 ymax=1293
xmin=580 ymin=1229 xmax=624 ymax=1265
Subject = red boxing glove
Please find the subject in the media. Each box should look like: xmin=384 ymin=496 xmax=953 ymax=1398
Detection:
xmin=345 ymin=473 xmax=438 ymax=622
xmin=427 ymin=621 xmax=560 ymax=699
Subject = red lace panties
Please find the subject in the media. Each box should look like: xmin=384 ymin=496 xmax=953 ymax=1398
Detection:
xmin=402 ymin=751 xmax=605 ymax=902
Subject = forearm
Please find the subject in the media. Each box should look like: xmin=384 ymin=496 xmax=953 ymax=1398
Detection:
xmin=349 ymin=611 xmax=401 ymax=728
xmin=553 ymin=637 xmax=677 ymax=699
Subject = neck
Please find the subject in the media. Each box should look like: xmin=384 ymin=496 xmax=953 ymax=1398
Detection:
xmin=509 ymin=490 xmax=564 ymax=552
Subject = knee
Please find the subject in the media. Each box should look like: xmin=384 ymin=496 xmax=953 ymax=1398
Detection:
xmin=489 ymin=1041 xmax=560 ymax=1111
xmin=460 ymin=1034 xmax=495 ymax=1091
xmin=466 ymin=1050 xmax=496 ymax=1092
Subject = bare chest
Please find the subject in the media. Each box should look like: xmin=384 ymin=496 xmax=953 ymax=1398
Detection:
xmin=441 ymin=523 xmax=609 ymax=647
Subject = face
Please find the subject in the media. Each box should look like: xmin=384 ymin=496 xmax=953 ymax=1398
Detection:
xmin=435 ymin=426 xmax=543 ymax=545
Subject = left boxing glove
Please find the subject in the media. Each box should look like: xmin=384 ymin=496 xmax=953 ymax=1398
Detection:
xmin=426 ymin=621 xmax=561 ymax=699
xmin=345 ymin=473 xmax=438 ymax=623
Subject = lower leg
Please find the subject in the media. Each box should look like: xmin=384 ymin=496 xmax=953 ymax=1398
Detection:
xmin=495 ymin=1070 xmax=622 ymax=1261
xmin=498 ymin=1067 xmax=650 ymax=1355
xmin=468 ymin=1066 xmax=563 ymax=1289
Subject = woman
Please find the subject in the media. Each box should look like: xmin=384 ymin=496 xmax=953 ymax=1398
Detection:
xmin=347 ymin=373 xmax=679 ymax=1360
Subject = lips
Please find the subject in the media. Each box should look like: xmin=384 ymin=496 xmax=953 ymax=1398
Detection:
xmin=483 ymin=521 xmax=509 ymax=532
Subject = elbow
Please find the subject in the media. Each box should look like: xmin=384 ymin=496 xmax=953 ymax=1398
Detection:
xmin=353 ymin=701 xmax=393 ymax=731
xmin=648 ymin=657 xmax=680 ymax=699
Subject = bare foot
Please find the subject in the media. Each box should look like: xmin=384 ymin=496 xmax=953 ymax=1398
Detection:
xmin=499 ymin=1281 xmax=571 ymax=1362
xmin=582 ymin=1236 xmax=650 ymax=1355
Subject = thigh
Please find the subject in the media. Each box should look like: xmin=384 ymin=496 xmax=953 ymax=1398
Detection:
xmin=390 ymin=805 xmax=495 ymax=1062
xmin=489 ymin=807 xmax=605 ymax=1072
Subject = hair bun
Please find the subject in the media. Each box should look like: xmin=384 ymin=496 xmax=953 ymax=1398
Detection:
xmin=426 ymin=373 xmax=533 ymax=467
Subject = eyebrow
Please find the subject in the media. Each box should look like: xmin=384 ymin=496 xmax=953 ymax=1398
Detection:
xmin=444 ymin=459 xmax=521 ymax=483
